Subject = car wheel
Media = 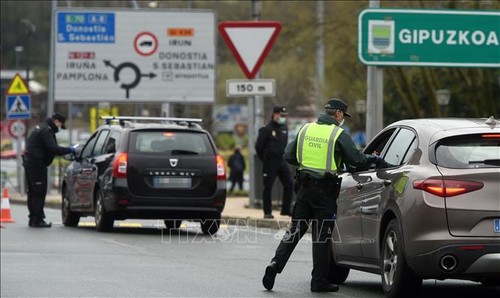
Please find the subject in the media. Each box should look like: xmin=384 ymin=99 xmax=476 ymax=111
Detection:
xmin=481 ymin=277 xmax=500 ymax=286
xmin=164 ymin=220 xmax=182 ymax=229
xmin=201 ymin=215 xmax=220 ymax=235
xmin=95 ymin=190 xmax=114 ymax=232
xmin=381 ymin=219 xmax=422 ymax=298
xmin=327 ymin=241 xmax=350 ymax=284
xmin=61 ymin=190 xmax=80 ymax=227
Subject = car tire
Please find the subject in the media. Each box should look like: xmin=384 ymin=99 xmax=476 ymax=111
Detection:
xmin=327 ymin=240 xmax=350 ymax=284
xmin=61 ymin=190 xmax=80 ymax=227
xmin=381 ymin=219 xmax=422 ymax=298
xmin=201 ymin=215 xmax=220 ymax=235
xmin=95 ymin=190 xmax=114 ymax=232
xmin=164 ymin=220 xmax=182 ymax=229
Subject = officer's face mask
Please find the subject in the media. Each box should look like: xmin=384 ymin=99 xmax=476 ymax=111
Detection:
xmin=278 ymin=117 xmax=286 ymax=125
xmin=336 ymin=110 xmax=345 ymax=126
xmin=54 ymin=121 xmax=62 ymax=133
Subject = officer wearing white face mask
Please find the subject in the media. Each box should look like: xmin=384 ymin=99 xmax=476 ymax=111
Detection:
xmin=255 ymin=106 xmax=294 ymax=219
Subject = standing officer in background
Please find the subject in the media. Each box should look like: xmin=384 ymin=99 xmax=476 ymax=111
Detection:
xmin=262 ymin=98 xmax=389 ymax=292
xmin=255 ymin=106 xmax=294 ymax=219
xmin=23 ymin=113 xmax=75 ymax=228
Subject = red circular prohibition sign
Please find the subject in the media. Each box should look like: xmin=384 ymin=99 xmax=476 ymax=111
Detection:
xmin=134 ymin=32 xmax=159 ymax=56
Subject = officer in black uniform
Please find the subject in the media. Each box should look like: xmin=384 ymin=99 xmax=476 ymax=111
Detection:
xmin=262 ymin=98 xmax=389 ymax=292
xmin=23 ymin=113 xmax=75 ymax=228
xmin=255 ymin=106 xmax=294 ymax=219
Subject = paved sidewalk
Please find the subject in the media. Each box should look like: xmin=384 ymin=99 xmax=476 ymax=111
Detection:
xmin=6 ymin=187 xmax=291 ymax=230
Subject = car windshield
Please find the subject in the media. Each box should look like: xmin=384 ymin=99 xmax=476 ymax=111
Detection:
xmin=435 ymin=134 xmax=500 ymax=168
xmin=129 ymin=130 xmax=214 ymax=155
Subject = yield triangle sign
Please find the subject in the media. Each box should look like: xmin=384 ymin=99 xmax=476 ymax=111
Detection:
xmin=6 ymin=73 xmax=29 ymax=95
xmin=218 ymin=21 xmax=281 ymax=79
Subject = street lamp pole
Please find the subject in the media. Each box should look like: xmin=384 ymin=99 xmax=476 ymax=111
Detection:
xmin=21 ymin=19 xmax=36 ymax=87
xmin=355 ymin=99 xmax=367 ymax=130
xmin=435 ymin=89 xmax=451 ymax=117
xmin=16 ymin=19 xmax=35 ymax=194
xmin=15 ymin=46 xmax=24 ymax=69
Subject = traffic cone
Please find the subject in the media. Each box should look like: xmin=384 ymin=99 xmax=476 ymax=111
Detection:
xmin=0 ymin=187 xmax=15 ymax=223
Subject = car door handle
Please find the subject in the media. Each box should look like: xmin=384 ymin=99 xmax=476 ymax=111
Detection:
xmin=361 ymin=205 xmax=378 ymax=214
xmin=383 ymin=180 xmax=391 ymax=186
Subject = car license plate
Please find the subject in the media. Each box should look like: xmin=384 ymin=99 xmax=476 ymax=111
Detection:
xmin=153 ymin=177 xmax=191 ymax=189
xmin=495 ymin=219 xmax=500 ymax=233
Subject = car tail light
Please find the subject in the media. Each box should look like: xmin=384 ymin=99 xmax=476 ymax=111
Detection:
xmin=216 ymin=154 xmax=226 ymax=180
xmin=113 ymin=152 xmax=128 ymax=178
xmin=482 ymin=134 xmax=500 ymax=138
xmin=412 ymin=178 xmax=484 ymax=197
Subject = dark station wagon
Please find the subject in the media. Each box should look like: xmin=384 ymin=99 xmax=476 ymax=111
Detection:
xmin=61 ymin=116 xmax=226 ymax=234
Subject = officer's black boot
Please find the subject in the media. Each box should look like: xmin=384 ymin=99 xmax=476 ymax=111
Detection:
xmin=28 ymin=216 xmax=37 ymax=227
xmin=32 ymin=219 xmax=52 ymax=228
xmin=310 ymin=282 xmax=339 ymax=292
xmin=262 ymin=261 xmax=278 ymax=291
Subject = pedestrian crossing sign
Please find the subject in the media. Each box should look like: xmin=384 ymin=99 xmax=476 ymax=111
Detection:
xmin=6 ymin=73 xmax=29 ymax=95
xmin=6 ymin=95 xmax=31 ymax=119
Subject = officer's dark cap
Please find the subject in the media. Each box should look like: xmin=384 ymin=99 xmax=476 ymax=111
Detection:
xmin=272 ymin=106 xmax=288 ymax=116
xmin=51 ymin=113 xmax=67 ymax=129
xmin=324 ymin=98 xmax=351 ymax=117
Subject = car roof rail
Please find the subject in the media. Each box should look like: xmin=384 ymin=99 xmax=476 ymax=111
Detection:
xmin=100 ymin=116 xmax=203 ymax=128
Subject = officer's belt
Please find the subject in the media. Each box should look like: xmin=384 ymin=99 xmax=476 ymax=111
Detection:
xmin=298 ymin=171 xmax=336 ymax=188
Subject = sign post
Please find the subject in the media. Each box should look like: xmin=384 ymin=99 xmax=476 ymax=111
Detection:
xmin=218 ymin=20 xmax=281 ymax=207
xmin=4 ymin=73 xmax=30 ymax=193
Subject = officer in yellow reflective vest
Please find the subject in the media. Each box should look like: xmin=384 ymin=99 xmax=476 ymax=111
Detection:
xmin=262 ymin=98 xmax=387 ymax=293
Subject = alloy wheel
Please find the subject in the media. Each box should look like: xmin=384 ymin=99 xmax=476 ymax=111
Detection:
xmin=383 ymin=230 xmax=398 ymax=287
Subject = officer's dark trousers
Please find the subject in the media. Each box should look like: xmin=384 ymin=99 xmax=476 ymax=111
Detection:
xmin=271 ymin=180 xmax=336 ymax=286
xmin=262 ymin=159 xmax=293 ymax=215
xmin=24 ymin=165 xmax=48 ymax=222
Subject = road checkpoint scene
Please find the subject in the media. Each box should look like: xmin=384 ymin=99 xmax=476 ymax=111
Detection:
xmin=1 ymin=2 xmax=499 ymax=298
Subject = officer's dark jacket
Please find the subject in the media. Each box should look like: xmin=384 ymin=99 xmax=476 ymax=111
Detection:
xmin=255 ymin=120 xmax=288 ymax=162
xmin=285 ymin=114 xmax=377 ymax=171
xmin=23 ymin=118 xmax=72 ymax=167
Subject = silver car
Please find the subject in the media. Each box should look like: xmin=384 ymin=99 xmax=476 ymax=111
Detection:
xmin=329 ymin=117 xmax=500 ymax=297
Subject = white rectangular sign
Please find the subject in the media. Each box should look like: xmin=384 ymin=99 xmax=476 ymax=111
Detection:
xmin=53 ymin=8 xmax=216 ymax=102
xmin=226 ymin=79 xmax=275 ymax=97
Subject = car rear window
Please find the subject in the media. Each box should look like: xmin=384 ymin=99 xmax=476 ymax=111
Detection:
xmin=435 ymin=134 xmax=500 ymax=168
xmin=128 ymin=130 xmax=215 ymax=155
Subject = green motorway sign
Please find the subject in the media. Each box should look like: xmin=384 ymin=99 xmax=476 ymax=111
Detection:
xmin=358 ymin=9 xmax=500 ymax=67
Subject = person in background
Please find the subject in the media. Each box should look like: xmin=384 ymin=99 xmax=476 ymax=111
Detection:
xmin=262 ymin=98 xmax=390 ymax=292
xmin=255 ymin=106 xmax=294 ymax=219
xmin=227 ymin=146 xmax=246 ymax=194
xmin=22 ymin=113 xmax=75 ymax=228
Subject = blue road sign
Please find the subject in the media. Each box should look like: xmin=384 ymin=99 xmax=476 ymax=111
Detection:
xmin=6 ymin=95 xmax=31 ymax=119
xmin=57 ymin=12 xmax=115 ymax=43
xmin=495 ymin=219 xmax=500 ymax=233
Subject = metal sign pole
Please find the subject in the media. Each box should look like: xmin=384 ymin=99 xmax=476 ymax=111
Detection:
xmin=249 ymin=0 xmax=263 ymax=208
xmin=16 ymin=130 xmax=25 ymax=193
xmin=366 ymin=0 xmax=383 ymax=142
